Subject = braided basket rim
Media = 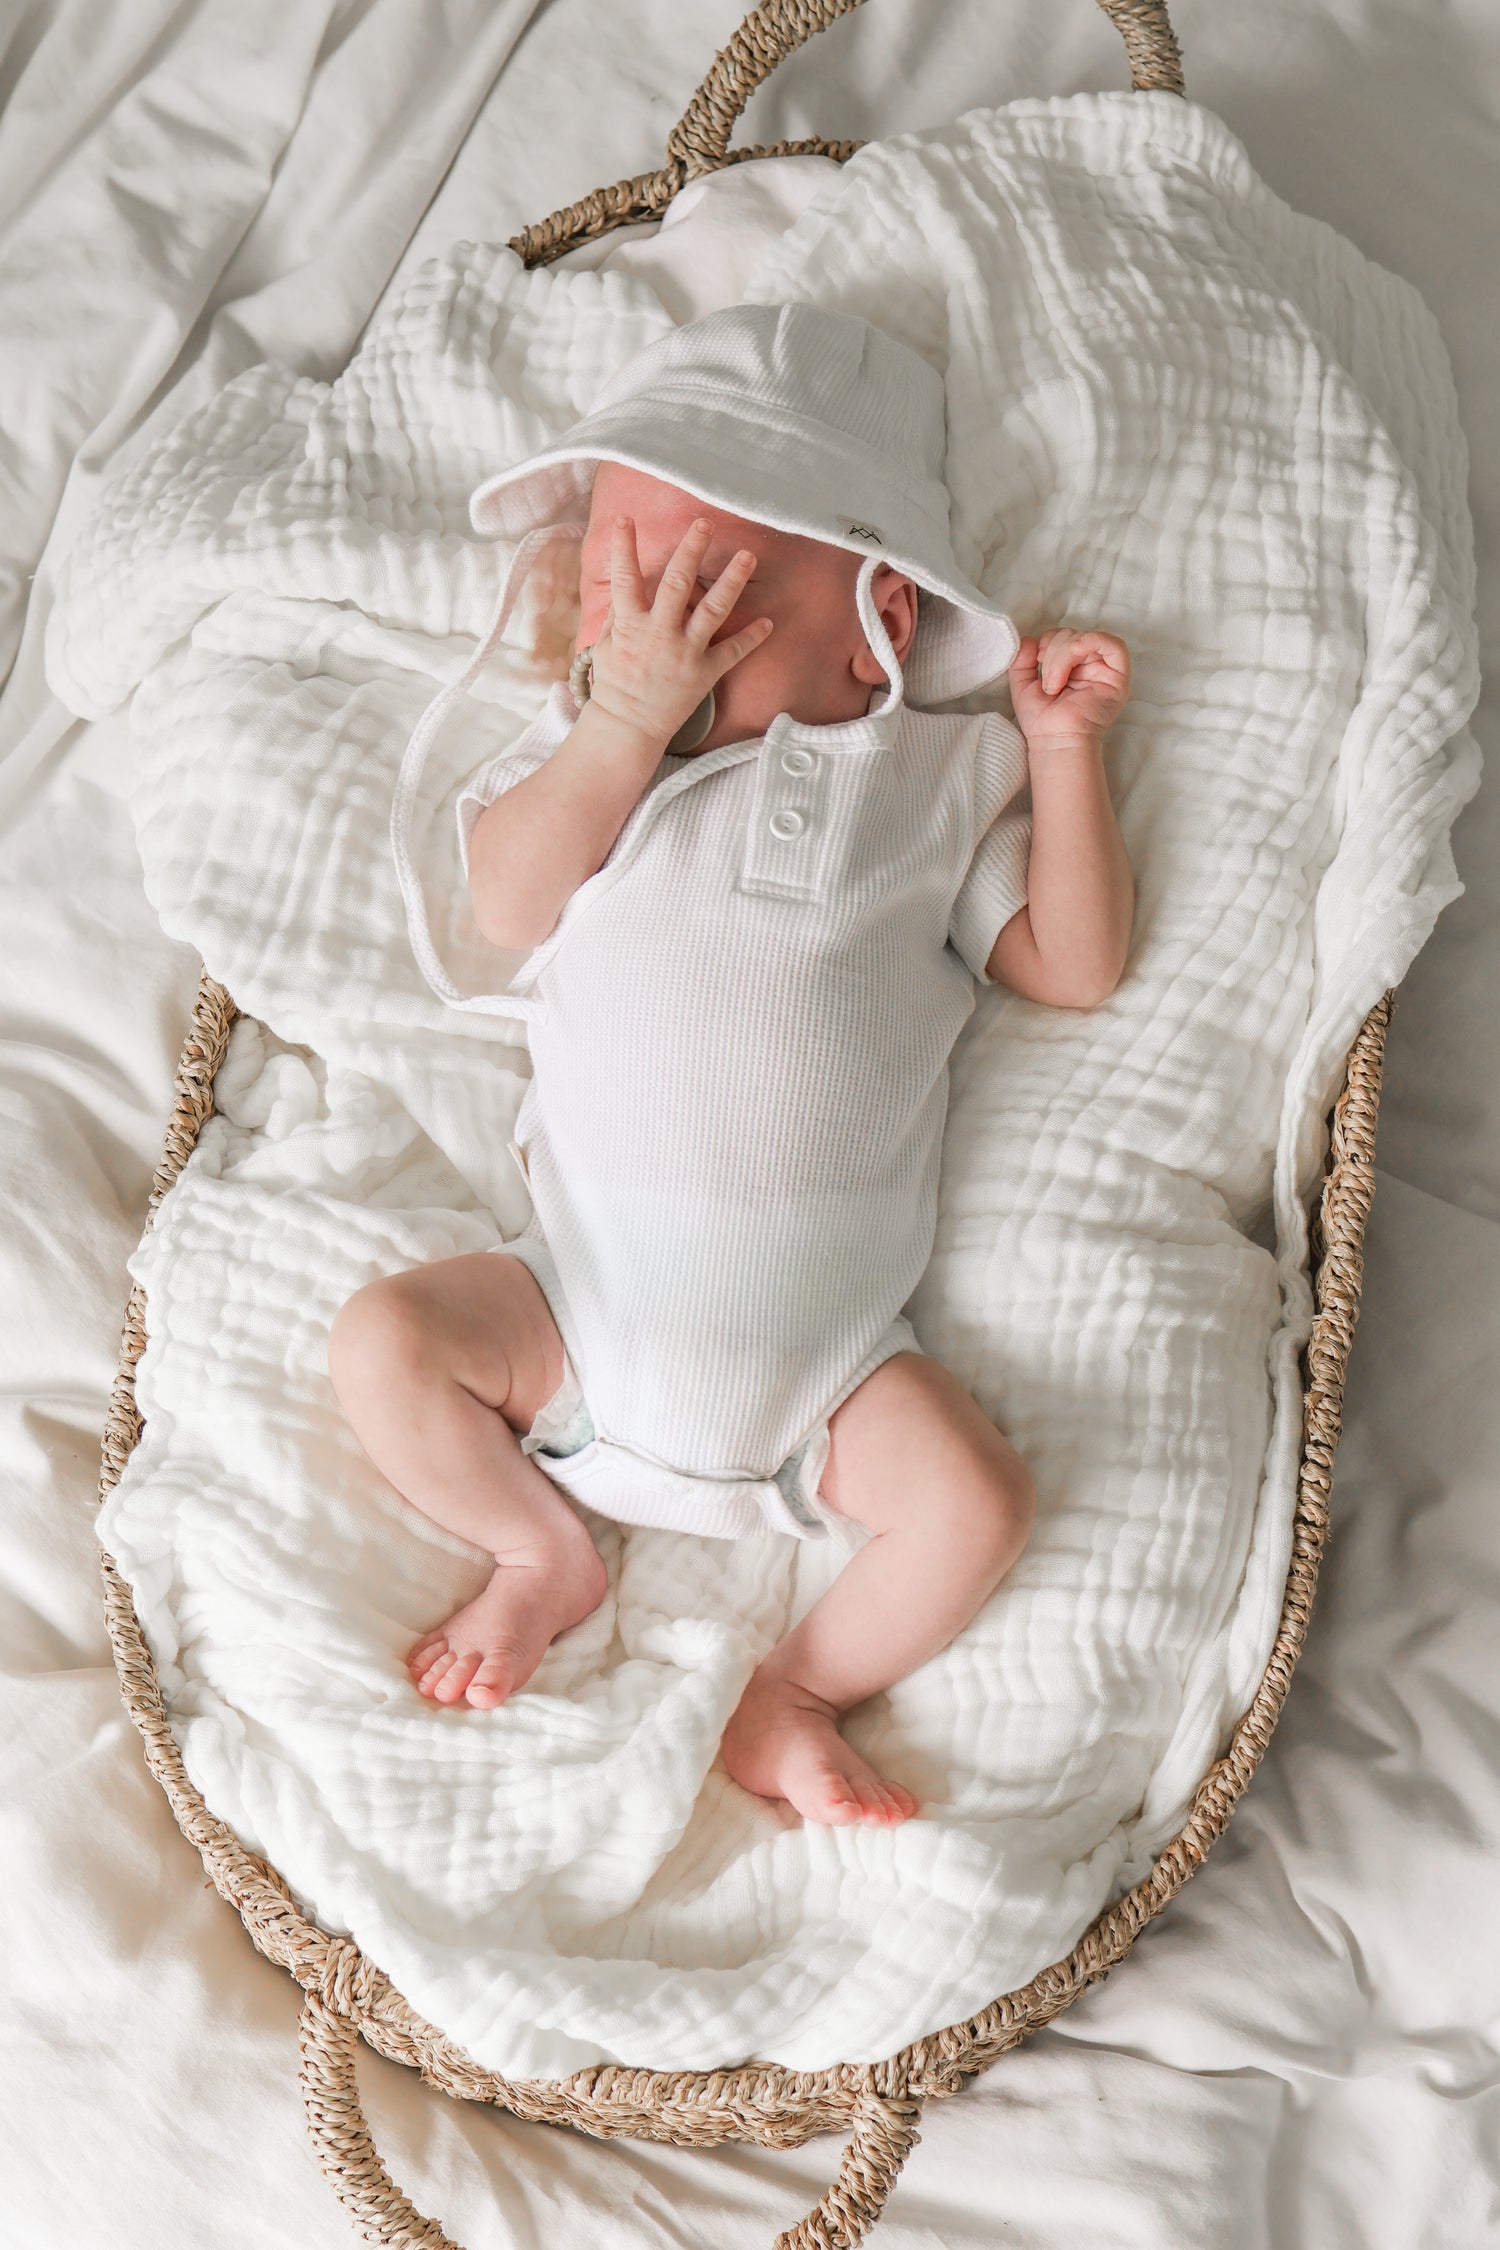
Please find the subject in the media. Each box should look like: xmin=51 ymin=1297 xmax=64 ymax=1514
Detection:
xmin=97 ymin=973 xmax=1392 ymax=2141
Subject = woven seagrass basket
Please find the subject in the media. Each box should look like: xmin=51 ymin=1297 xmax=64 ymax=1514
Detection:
xmin=96 ymin=4 xmax=1397 ymax=2243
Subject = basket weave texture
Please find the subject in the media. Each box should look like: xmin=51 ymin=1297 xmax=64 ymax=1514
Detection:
xmin=94 ymin=6 xmax=1395 ymax=2246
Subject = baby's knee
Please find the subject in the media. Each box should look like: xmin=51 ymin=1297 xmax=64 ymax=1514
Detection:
xmin=979 ymin=1444 xmax=1035 ymax=1568
xmin=914 ymin=1361 xmax=1035 ymax=1559
xmin=327 ymin=1272 xmax=434 ymax=1405
xmin=826 ymin=1352 xmax=1035 ymax=1559
xmin=923 ymin=1425 xmax=1029 ymax=1572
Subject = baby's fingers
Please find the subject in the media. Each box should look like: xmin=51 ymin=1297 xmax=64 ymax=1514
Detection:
xmin=1042 ymin=628 xmax=1129 ymax=691
xmin=1009 ymin=635 xmax=1042 ymax=686
xmin=685 ymin=545 xmax=757 ymax=649
xmin=1036 ymin=628 xmax=1086 ymax=693
xmin=1081 ymin=630 xmax=1132 ymax=690
xmin=652 ymin=515 xmax=715 ymax=623
xmin=609 ymin=517 xmax=647 ymax=616
xmin=705 ymin=615 xmax=774 ymax=681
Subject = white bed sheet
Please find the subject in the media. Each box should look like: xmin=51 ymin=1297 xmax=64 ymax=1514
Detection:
xmin=2 ymin=1 xmax=1497 ymax=2243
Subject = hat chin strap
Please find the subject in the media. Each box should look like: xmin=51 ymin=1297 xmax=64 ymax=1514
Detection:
xmin=391 ymin=521 xmax=581 ymax=1021
xmin=855 ymin=553 xmax=906 ymax=721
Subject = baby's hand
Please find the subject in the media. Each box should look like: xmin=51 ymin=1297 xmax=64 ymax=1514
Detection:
xmin=1009 ymin=628 xmax=1131 ymax=752
xmin=584 ymin=514 xmax=773 ymax=747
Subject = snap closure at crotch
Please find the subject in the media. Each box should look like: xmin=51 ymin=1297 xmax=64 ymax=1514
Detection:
xmin=769 ymin=807 xmax=805 ymax=839
xmin=780 ymin=746 xmax=815 ymax=777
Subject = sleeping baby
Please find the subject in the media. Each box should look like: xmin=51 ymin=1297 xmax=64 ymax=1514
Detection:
xmin=330 ymin=302 xmax=1133 ymax=1828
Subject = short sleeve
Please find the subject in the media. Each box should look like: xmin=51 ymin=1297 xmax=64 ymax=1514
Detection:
xmin=948 ymin=712 xmax=1032 ymax=983
xmin=455 ymin=681 xmax=574 ymax=876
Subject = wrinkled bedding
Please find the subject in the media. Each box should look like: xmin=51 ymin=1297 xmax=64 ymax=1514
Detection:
xmin=6 ymin=2 xmax=1500 ymax=2241
xmin=42 ymin=93 xmax=1479 ymax=2076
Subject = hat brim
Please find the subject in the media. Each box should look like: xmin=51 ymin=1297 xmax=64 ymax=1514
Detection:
xmin=470 ymin=417 xmax=1018 ymax=703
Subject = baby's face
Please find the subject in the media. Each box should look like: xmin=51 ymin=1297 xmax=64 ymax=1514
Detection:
xmin=577 ymin=463 xmax=915 ymax=752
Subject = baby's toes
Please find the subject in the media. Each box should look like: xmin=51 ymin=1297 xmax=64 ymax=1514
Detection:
xmin=816 ymin=1771 xmax=863 ymax=1824
xmin=432 ymin=1650 xmax=481 ymax=1703
xmin=412 ymin=1643 xmax=457 ymax=1695
xmin=869 ymin=1780 xmax=916 ymax=1825
xmin=845 ymin=1773 xmax=890 ymax=1827
xmin=849 ymin=1772 xmax=910 ymax=1826
xmin=465 ymin=1654 xmax=517 ymax=1710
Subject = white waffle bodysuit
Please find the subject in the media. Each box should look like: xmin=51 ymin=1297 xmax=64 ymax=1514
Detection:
xmin=388 ymin=306 xmax=1036 ymax=1543
xmin=444 ymin=594 xmax=1030 ymax=1543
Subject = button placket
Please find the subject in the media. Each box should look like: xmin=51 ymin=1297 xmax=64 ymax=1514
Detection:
xmin=738 ymin=724 xmax=832 ymax=899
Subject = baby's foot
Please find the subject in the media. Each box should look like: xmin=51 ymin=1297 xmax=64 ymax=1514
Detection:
xmin=407 ymin=1517 xmax=607 ymax=1711
xmin=720 ymin=1667 xmax=919 ymax=1827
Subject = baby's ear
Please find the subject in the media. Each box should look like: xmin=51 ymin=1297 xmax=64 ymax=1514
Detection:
xmin=851 ymin=570 xmax=918 ymax=685
xmin=876 ymin=569 xmax=919 ymax=657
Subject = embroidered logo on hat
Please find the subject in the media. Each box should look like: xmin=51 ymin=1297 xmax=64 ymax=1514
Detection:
xmin=840 ymin=517 xmax=885 ymax=545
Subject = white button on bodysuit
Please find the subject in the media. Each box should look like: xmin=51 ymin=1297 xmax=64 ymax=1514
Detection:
xmin=449 ymin=657 xmax=1032 ymax=1542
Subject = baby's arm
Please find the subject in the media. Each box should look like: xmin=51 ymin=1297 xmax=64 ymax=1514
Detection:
xmin=469 ymin=516 xmax=771 ymax=949
xmin=985 ymin=628 xmax=1134 ymax=1008
xmin=468 ymin=698 xmax=669 ymax=949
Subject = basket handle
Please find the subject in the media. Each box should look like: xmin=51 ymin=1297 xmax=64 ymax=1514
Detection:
xmin=666 ymin=0 xmax=1184 ymax=177
xmin=512 ymin=0 xmax=1183 ymax=267
xmin=299 ymin=1989 xmax=462 ymax=2250
xmin=1096 ymin=0 xmax=1185 ymax=94
xmin=774 ymin=2090 xmax=925 ymax=2249
xmin=300 ymin=1986 xmax=922 ymax=2250
xmin=666 ymin=0 xmax=868 ymax=176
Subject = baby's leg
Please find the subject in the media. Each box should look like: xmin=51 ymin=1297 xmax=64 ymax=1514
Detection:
xmin=327 ymin=1254 xmax=607 ymax=1710
xmin=720 ymin=1354 xmax=1034 ymax=1826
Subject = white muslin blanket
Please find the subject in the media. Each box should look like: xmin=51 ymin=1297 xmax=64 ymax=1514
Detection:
xmin=45 ymin=93 xmax=1479 ymax=2076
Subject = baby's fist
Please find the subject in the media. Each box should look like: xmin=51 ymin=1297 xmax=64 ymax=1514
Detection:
xmin=1010 ymin=628 xmax=1131 ymax=751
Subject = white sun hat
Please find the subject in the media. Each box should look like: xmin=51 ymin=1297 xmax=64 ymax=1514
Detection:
xmin=468 ymin=299 xmax=1019 ymax=706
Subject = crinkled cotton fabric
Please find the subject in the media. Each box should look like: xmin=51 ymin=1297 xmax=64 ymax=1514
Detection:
xmin=42 ymin=92 xmax=1480 ymax=2076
